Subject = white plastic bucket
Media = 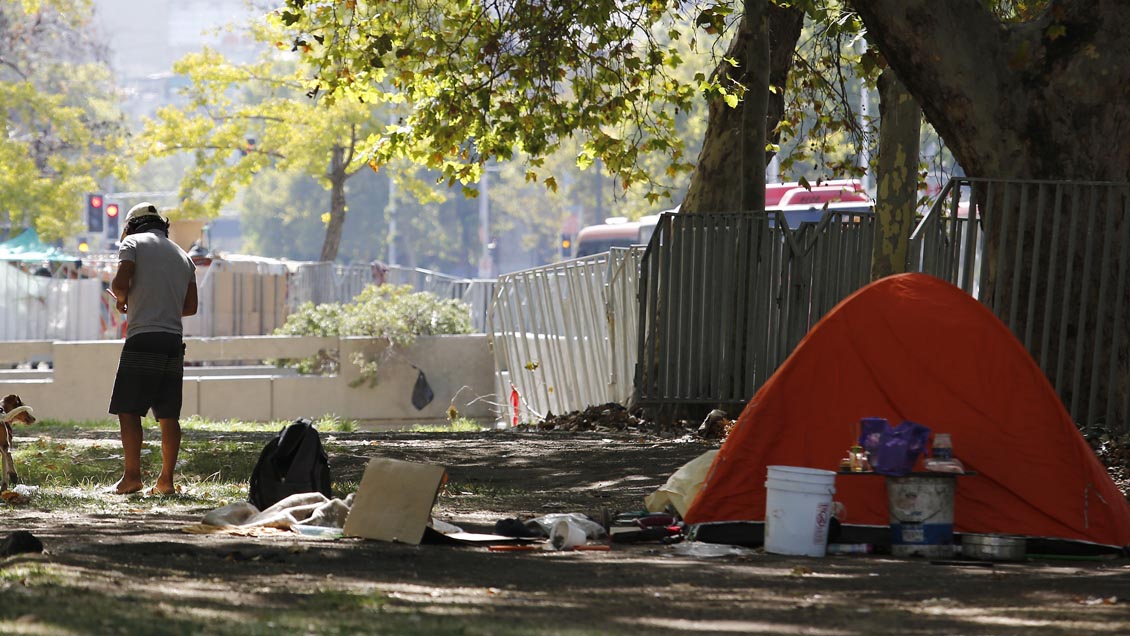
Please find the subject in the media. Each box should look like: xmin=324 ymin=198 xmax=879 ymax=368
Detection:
xmin=764 ymin=466 xmax=837 ymax=557
xmin=768 ymin=465 xmax=838 ymax=485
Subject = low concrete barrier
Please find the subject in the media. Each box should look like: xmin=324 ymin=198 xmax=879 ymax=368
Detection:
xmin=0 ymin=335 xmax=495 ymax=425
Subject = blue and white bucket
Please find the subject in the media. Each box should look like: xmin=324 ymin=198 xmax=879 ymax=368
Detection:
xmin=886 ymin=474 xmax=956 ymax=558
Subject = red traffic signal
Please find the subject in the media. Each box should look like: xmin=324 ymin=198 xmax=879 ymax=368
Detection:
xmin=105 ymin=202 xmax=120 ymax=236
xmin=86 ymin=193 xmax=104 ymax=232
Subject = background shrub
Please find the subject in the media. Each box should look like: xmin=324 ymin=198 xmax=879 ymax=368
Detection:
xmin=272 ymin=284 xmax=473 ymax=379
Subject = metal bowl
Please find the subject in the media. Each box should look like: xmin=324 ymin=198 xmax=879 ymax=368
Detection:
xmin=961 ymin=534 xmax=1026 ymax=561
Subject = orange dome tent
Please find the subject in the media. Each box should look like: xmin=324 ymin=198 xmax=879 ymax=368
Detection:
xmin=684 ymin=273 xmax=1130 ymax=548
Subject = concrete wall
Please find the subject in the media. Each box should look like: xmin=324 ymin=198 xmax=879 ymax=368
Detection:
xmin=0 ymin=335 xmax=496 ymax=425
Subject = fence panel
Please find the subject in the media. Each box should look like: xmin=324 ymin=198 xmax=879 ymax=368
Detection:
xmin=605 ymin=247 xmax=643 ymax=405
xmin=488 ymin=252 xmax=641 ymax=421
xmin=909 ymin=178 xmax=1129 ymax=432
xmin=0 ymin=258 xmax=507 ymax=341
xmin=636 ymin=211 xmax=876 ymax=416
xmin=0 ymin=265 xmax=102 ymax=341
xmin=184 ymin=259 xmax=289 ymax=338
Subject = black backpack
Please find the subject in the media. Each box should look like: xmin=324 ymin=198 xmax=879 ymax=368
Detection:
xmin=248 ymin=418 xmax=333 ymax=510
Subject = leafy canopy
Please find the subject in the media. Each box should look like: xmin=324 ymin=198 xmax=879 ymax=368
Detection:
xmin=273 ymin=0 xmax=710 ymax=203
xmin=135 ymin=30 xmax=380 ymax=222
xmin=0 ymin=0 xmax=129 ymax=239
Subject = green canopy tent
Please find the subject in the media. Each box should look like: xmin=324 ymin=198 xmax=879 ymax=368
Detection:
xmin=0 ymin=228 xmax=79 ymax=262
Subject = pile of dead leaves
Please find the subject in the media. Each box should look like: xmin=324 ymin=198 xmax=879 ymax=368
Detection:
xmin=0 ymin=489 xmax=30 ymax=505
xmin=530 ymin=403 xmax=698 ymax=438
xmin=1087 ymin=431 xmax=1130 ymax=498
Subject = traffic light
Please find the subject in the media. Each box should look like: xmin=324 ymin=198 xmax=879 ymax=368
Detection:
xmin=105 ymin=202 xmax=120 ymax=237
xmin=560 ymin=233 xmax=572 ymax=258
xmin=86 ymin=193 xmax=104 ymax=233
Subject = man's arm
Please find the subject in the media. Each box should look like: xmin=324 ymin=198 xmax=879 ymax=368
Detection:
xmin=183 ymin=280 xmax=198 ymax=317
xmin=110 ymin=260 xmax=134 ymax=313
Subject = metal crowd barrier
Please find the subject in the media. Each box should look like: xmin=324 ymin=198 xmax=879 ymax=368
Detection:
xmin=0 ymin=263 xmax=103 ymax=341
xmin=488 ymin=248 xmax=642 ymax=421
xmin=910 ymin=178 xmax=1129 ymax=432
xmin=606 ymin=247 xmax=644 ymax=405
xmin=635 ymin=210 xmax=876 ymax=417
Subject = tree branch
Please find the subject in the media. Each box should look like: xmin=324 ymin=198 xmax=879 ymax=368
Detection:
xmin=851 ymin=0 xmax=1029 ymax=176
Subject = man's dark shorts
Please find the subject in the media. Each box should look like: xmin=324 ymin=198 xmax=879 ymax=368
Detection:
xmin=108 ymin=332 xmax=185 ymax=419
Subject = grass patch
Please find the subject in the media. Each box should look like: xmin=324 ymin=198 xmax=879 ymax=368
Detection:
xmin=181 ymin=414 xmax=359 ymax=433
xmin=410 ymin=417 xmax=485 ymax=433
xmin=22 ymin=414 xmax=360 ymax=437
xmin=3 ymin=416 xmax=464 ymax=513
xmin=0 ymin=563 xmax=63 ymax=586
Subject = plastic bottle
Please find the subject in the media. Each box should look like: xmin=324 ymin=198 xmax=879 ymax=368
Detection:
xmin=925 ymin=432 xmax=964 ymax=473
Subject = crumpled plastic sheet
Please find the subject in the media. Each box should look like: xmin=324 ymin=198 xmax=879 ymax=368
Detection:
xmin=670 ymin=541 xmax=758 ymax=558
xmin=195 ymin=491 xmax=462 ymax=540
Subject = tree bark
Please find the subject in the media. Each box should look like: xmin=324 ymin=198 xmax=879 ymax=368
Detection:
xmin=851 ymin=0 xmax=1130 ymax=182
xmin=870 ymin=67 xmax=921 ymax=280
xmin=852 ymin=0 xmax=1130 ymax=428
xmin=740 ymin=0 xmax=770 ymax=213
xmin=682 ymin=5 xmax=804 ymax=213
xmin=320 ymin=145 xmax=348 ymax=262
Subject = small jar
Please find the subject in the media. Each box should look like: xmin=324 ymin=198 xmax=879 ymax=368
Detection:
xmin=849 ymin=445 xmax=870 ymax=472
xmin=933 ymin=433 xmax=953 ymax=460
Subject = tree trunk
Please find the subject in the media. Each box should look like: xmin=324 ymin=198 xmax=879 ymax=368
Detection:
xmin=852 ymin=0 xmax=1130 ymax=182
xmin=740 ymin=0 xmax=769 ymax=213
xmin=852 ymin=0 xmax=1130 ymax=428
xmin=682 ymin=5 xmax=804 ymax=213
xmin=320 ymin=145 xmax=348 ymax=262
xmin=870 ymin=67 xmax=921 ymax=280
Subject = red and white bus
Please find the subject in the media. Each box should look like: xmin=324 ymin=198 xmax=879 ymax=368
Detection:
xmin=573 ymin=217 xmax=641 ymax=257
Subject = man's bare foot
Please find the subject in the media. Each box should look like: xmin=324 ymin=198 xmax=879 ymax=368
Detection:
xmin=109 ymin=478 xmax=143 ymax=495
xmin=146 ymin=480 xmax=177 ymax=496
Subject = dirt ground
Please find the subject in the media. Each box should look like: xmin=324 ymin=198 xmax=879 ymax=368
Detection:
xmin=2 ymin=425 xmax=1129 ymax=636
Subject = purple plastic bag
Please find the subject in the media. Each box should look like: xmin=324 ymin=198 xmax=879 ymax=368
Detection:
xmin=858 ymin=418 xmax=932 ymax=476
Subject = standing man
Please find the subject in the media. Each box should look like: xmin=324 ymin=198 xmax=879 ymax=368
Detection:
xmin=107 ymin=203 xmax=197 ymax=495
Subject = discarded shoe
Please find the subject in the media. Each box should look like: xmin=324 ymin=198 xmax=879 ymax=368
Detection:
xmin=610 ymin=526 xmax=682 ymax=544
xmin=493 ymin=517 xmax=543 ymax=538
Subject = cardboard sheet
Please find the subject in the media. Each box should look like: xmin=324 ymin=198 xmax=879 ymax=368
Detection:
xmin=421 ymin=527 xmax=528 ymax=545
xmin=343 ymin=457 xmax=447 ymax=544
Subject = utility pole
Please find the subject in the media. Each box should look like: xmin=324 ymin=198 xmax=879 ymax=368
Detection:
xmin=477 ymin=166 xmax=492 ymax=279
xmin=858 ymin=38 xmax=872 ymax=193
xmin=387 ymin=172 xmax=398 ymax=266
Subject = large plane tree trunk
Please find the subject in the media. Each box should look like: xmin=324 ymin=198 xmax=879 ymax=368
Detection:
xmin=852 ymin=0 xmax=1130 ymax=428
xmin=681 ymin=4 xmax=804 ymax=213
